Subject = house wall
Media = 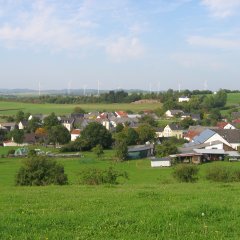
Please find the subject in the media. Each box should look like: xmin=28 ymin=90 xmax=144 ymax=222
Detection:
xmin=71 ymin=134 xmax=80 ymax=141
xmin=205 ymin=143 xmax=224 ymax=150
xmin=224 ymin=124 xmax=236 ymax=129
xmin=205 ymin=134 xmax=231 ymax=147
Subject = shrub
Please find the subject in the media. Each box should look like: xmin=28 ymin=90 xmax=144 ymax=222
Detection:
xmin=7 ymin=149 xmax=15 ymax=156
xmin=206 ymin=166 xmax=240 ymax=182
xmin=173 ymin=164 xmax=199 ymax=183
xmin=15 ymin=156 xmax=68 ymax=186
xmin=79 ymin=167 xmax=128 ymax=185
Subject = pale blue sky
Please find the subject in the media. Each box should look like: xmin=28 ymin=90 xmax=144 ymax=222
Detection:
xmin=0 ymin=0 xmax=240 ymax=91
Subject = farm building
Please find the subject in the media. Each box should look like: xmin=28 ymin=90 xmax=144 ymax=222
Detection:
xmin=128 ymin=144 xmax=154 ymax=159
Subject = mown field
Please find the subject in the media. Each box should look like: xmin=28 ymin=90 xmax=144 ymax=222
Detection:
xmin=226 ymin=93 xmax=240 ymax=106
xmin=1 ymin=147 xmax=240 ymax=239
xmin=0 ymin=101 xmax=161 ymax=117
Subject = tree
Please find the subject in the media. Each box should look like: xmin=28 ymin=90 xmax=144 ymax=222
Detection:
xmin=180 ymin=117 xmax=195 ymax=129
xmin=139 ymin=115 xmax=158 ymax=127
xmin=15 ymin=156 xmax=68 ymax=186
xmin=15 ymin=110 xmax=25 ymax=123
xmin=155 ymin=141 xmax=178 ymax=157
xmin=48 ymin=125 xmax=71 ymax=145
xmin=43 ymin=112 xmax=60 ymax=129
xmin=115 ymin=139 xmax=128 ymax=161
xmin=80 ymin=122 xmax=113 ymax=149
xmin=123 ymin=127 xmax=139 ymax=145
xmin=73 ymin=107 xmax=86 ymax=114
xmin=137 ymin=124 xmax=156 ymax=144
xmin=92 ymin=144 xmax=104 ymax=158
xmin=35 ymin=127 xmax=48 ymax=144
xmin=27 ymin=117 xmax=42 ymax=132
xmin=115 ymin=123 xmax=124 ymax=133
xmin=10 ymin=129 xmax=24 ymax=144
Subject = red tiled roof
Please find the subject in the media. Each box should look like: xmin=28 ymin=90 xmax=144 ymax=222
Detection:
xmin=71 ymin=129 xmax=81 ymax=134
xmin=216 ymin=122 xmax=228 ymax=129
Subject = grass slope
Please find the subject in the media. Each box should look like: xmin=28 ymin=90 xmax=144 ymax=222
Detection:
xmin=1 ymin=150 xmax=240 ymax=239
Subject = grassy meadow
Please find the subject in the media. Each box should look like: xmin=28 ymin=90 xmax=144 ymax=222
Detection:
xmin=1 ymin=147 xmax=240 ymax=239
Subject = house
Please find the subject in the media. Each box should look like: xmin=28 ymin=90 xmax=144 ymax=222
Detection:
xmin=115 ymin=111 xmax=128 ymax=118
xmin=28 ymin=114 xmax=46 ymax=122
xmin=71 ymin=129 xmax=81 ymax=141
xmin=191 ymin=128 xmax=240 ymax=150
xmin=3 ymin=133 xmax=36 ymax=147
xmin=181 ymin=113 xmax=201 ymax=121
xmin=18 ymin=120 xmax=28 ymax=130
xmin=61 ymin=117 xmax=75 ymax=132
xmin=163 ymin=124 xmax=184 ymax=139
xmin=155 ymin=127 xmax=164 ymax=138
xmin=0 ymin=122 xmax=17 ymax=131
xmin=151 ymin=157 xmax=171 ymax=167
xmin=217 ymin=122 xmax=236 ymax=129
xmin=165 ymin=110 xmax=184 ymax=118
xmin=178 ymin=96 xmax=190 ymax=103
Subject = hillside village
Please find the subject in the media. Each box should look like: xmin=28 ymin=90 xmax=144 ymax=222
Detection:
xmin=1 ymin=90 xmax=240 ymax=166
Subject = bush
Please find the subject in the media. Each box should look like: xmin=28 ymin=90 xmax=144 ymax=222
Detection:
xmin=173 ymin=164 xmax=199 ymax=183
xmin=206 ymin=166 xmax=240 ymax=182
xmin=7 ymin=149 xmax=15 ymax=156
xmin=15 ymin=156 xmax=68 ymax=186
xmin=79 ymin=167 xmax=128 ymax=185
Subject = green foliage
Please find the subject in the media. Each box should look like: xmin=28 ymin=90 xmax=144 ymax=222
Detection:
xmin=10 ymin=129 xmax=24 ymax=144
xmin=15 ymin=110 xmax=25 ymax=123
xmin=48 ymin=125 xmax=71 ymax=145
xmin=173 ymin=164 xmax=199 ymax=183
xmin=27 ymin=117 xmax=42 ymax=132
xmin=155 ymin=141 xmax=178 ymax=157
xmin=206 ymin=166 xmax=240 ymax=182
xmin=73 ymin=106 xmax=86 ymax=114
xmin=92 ymin=144 xmax=104 ymax=158
xmin=15 ymin=156 xmax=68 ymax=186
xmin=115 ymin=139 xmax=128 ymax=161
xmin=79 ymin=167 xmax=128 ymax=185
xmin=137 ymin=124 xmax=155 ymax=144
xmin=180 ymin=117 xmax=196 ymax=129
xmin=80 ymin=122 xmax=113 ymax=149
xmin=7 ymin=149 xmax=15 ymax=156
xmin=43 ymin=112 xmax=60 ymax=129
xmin=139 ymin=115 xmax=158 ymax=127
xmin=115 ymin=123 xmax=124 ymax=133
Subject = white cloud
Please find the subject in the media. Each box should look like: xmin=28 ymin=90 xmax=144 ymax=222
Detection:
xmin=201 ymin=0 xmax=240 ymax=18
xmin=187 ymin=35 xmax=240 ymax=49
xmin=106 ymin=37 xmax=145 ymax=61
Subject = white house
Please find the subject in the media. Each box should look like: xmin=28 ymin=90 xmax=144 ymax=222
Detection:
xmin=71 ymin=129 xmax=81 ymax=141
xmin=165 ymin=110 xmax=184 ymax=118
xmin=178 ymin=96 xmax=190 ymax=103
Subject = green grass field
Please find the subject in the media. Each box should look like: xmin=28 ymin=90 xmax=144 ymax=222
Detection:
xmin=0 ymin=101 xmax=161 ymax=116
xmin=226 ymin=93 xmax=240 ymax=106
xmin=1 ymin=147 xmax=240 ymax=239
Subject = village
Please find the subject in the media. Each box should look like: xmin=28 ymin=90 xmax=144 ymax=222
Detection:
xmin=1 ymin=92 xmax=240 ymax=168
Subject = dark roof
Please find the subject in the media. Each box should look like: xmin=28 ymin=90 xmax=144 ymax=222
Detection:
xmin=128 ymin=144 xmax=154 ymax=152
xmin=213 ymin=129 xmax=240 ymax=143
xmin=168 ymin=123 xmax=183 ymax=130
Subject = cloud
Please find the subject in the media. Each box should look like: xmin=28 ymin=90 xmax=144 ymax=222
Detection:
xmin=201 ymin=0 xmax=240 ymax=18
xmin=187 ymin=35 xmax=240 ymax=49
xmin=106 ymin=37 xmax=145 ymax=61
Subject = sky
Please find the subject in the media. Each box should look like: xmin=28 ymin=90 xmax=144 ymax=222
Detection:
xmin=0 ymin=0 xmax=240 ymax=91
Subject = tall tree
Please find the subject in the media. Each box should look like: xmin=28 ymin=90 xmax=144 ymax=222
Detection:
xmin=80 ymin=122 xmax=113 ymax=149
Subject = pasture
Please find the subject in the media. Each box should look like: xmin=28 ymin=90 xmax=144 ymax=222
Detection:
xmin=1 ymin=147 xmax=240 ymax=239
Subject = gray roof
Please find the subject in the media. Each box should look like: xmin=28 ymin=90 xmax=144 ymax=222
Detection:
xmin=193 ymin=149 xmax=226 ymax=155
xmin=128 ymin=144 xmax=154 ymax=152
xmin=213 ymin=129 xmax=240 ymax=143
xmin=168 ymin=123 xmax=184 ymax=131
xmin=179 ymin=140 xmax=224 ymax=153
